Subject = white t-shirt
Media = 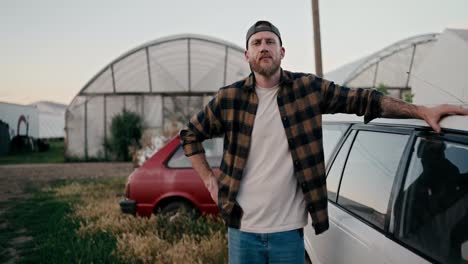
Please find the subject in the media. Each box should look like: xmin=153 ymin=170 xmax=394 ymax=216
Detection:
xmin=237 ymin=85 xmax=308 ymax=233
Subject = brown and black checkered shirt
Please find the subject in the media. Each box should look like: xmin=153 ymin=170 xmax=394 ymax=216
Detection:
xmin=180 ymin=69 xmax=383 ymax=235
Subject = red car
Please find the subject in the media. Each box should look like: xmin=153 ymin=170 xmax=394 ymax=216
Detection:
xmin=119 ymin=136 xmax=223 ymax=217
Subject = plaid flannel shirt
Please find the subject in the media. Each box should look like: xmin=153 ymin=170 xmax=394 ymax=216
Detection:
xmin=180 ymin=69 xmax=383 ymax=235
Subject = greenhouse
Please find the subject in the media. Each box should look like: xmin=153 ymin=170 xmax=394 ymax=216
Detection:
xmin=325 ymin=28 xmax=468 ymax=105
xmin=325 ymin=33 xmax=439 ymax=99
xmin=65 ymin=34 xmax=250 ymax=160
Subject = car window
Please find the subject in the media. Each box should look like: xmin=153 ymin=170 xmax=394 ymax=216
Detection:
xmin=326 ymin=130 xmax=356 ymax=202
xmin=167 ymin=138 xmax=223 ymax=168
xmin=337 ymin=131 xmax=409 ymax=229
xmin=395 ymin=136 xmax=468 ymax=264
xmin=323 ymin=123 xmax=349 ymax=165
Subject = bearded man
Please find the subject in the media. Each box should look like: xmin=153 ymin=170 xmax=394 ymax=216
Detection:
xmin=180 ymin=20 xmax=468 ymax=264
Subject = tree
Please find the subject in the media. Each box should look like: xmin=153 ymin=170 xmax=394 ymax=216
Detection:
xmin=108 ymin=110 xmax=143 ymax=161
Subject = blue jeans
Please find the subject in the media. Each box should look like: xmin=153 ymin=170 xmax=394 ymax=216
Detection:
xmin=228 ymin=227 xmax=305 ymax=264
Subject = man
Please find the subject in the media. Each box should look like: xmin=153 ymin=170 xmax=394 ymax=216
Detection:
xmin=180 ymin=20 xmax=468 ymax=263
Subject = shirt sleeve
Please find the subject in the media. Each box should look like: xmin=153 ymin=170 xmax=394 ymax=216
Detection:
xmin=316 ymin=76 xmax=384 ymax=123
xmin=179 ymin=91 xmax=224 ymax=157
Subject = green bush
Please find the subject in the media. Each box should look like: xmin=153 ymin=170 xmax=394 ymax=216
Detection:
xmin=375 ymin=83 xmax=390 ymax=95
xmin=403 ymin=90 xmax=414 ymax=103
xmin=108 ymin=109 xmax=143 ymax=161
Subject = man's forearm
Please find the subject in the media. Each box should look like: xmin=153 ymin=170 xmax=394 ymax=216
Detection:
xmin=188 ymin=153 xmax=214 ymax=184
xmin=380 ymin=96 xmax=422 ymax=119
xmin=189 ymin=153 xmax=219 ymax=204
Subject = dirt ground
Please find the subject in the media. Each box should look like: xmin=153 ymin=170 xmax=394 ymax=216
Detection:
xmin=0 ymin=162 xmax=134 ymax=202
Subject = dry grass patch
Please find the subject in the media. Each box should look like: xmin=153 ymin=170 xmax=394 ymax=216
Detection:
xmin=117 ymin=231 xmax=227 ymax=264
xmin=53 ymin=178 xmax=227 ymax=263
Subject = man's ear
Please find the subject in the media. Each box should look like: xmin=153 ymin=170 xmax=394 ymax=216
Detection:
xmin=244 ymin=50 xmax=250 ymax=61
xmin=280 ymin=47 xmax=285 ymax=59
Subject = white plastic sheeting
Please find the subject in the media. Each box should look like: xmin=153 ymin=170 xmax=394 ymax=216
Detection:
xmin=325 ymin=33 xmax=438 ymax=98
xmin=66 ymin=34 xmax=250 ymax=160
xmin=86 ymin=96 xmax=105 ymax=158
xmin=325 ymin=28 xmax=468 ymax=105
xmin=30 ymin=101 xmax=66 ymax=139
xmin=411 ymin=29 xmax=468 ymax=105
xmin=66 ymin=97 xmax=85 ymax=158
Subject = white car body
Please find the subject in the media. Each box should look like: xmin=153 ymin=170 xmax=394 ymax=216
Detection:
xmin=305 ymin=114 xmax=468 ymax=264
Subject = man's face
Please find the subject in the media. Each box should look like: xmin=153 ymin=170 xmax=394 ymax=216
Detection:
xmin=245 ymin=31 xmax=285 ymax=77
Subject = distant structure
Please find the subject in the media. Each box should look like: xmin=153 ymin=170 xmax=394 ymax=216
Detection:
xmin=29 ymin=101 xmax=66 ymax=139
xmin=325 ymin=33 xmax=438 ymax=99
xmin=0 ymin=100 xmax=65 ymax=155
xmin=0 ymin=102 xmax=39 ymax=140
xmin=410 ymin=29 xmax=468 ymax=105
xmin=325 ymin=28 xmax=468 ymax=105
xmin=65 ymin=34 xmax=250 ymax=160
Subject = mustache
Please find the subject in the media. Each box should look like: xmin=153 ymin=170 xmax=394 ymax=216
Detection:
xmin=258 ymin=52 xmax=272 ymax=59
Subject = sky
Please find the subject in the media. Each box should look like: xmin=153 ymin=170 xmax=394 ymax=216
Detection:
xmin=1 ymin=0 xmax=467 ymax=105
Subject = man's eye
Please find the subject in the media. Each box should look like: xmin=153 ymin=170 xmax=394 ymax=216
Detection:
xmin=267 ymin=40 xmax=275 ymax=44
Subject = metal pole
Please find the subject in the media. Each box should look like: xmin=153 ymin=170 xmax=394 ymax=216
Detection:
xmin=84 ymin=98 xmax=88 ymax=160
xmin=188 ymin=39 xmax=191 ymax=92
xmin=145 ymin=47 xmax=153 ymax=93
xmin=104 ymin=95 xmax=107 ymax=160
xmin=406 ymin=44 xmax=417 ymax=89
xmin=312 ymin=0 xmax=323 ymax=77
xmin=111 ymin=65 xmax=116 ymax=93
xmin=373 ymin=62 xmax=379 ymax=88
xmin=223 ymin=46 xmax=229 ymax=86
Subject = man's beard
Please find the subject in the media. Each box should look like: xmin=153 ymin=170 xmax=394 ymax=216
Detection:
xmin=249 ymin=56 xmax=281 ymax=77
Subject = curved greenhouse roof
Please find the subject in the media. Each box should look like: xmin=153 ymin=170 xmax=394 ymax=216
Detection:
xmin=66 ymin=34 xmax=250 ymax=160
xmin=76 ymin=33 xmax=249 ymax=98
xmin=325 ymin=33 xmax=439 ymax=98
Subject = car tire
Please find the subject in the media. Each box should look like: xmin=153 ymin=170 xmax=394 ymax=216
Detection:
xmin=159 ymin=201 xmax=199 ymax=219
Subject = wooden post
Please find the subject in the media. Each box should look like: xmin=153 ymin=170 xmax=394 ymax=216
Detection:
xmin=312 ymin=0 xmax=323 ymax=77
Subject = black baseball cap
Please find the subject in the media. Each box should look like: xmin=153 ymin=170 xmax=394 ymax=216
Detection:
xmin=245 ymin=20 xmax=282 ymax=49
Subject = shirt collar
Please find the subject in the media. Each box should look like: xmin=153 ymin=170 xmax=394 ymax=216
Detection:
xmin=244 ymin=68 xmax=293 ymax=91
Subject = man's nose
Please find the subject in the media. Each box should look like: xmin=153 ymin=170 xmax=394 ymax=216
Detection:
xmin=259 ymin=40 xmax=269 ymax=50
xmin=260 ymin=48 xmax=269 ymax=54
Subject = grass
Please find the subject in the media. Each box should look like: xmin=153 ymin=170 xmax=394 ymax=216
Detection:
xmin=0 ymin=177 xmax=228 ymax=263
xmin=0 ymin=140 xmax=65 ymax=165
xmin=0 ymin=189 xmax=120 ymax=263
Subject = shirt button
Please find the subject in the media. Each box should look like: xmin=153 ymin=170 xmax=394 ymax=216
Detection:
xmin=282 ymin=116 xmax=287 ymax=121
xmin=294 ymin=160 xmax=299 ymax=165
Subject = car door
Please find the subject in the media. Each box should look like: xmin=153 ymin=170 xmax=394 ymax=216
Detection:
xmin=305 ymin=125 xmax=429 ymax=264
xmin=392 ymin=131 xmax=468 ymax=263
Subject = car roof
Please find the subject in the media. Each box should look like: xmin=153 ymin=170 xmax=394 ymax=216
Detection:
xmin=323 ymin=113 xmax=468 ymax=132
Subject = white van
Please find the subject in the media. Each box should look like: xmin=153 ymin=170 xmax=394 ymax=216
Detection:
xmin=305 ymin=114 xmax=468 ymax=264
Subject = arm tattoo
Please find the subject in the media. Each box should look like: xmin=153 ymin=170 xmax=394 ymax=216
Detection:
xmin=380 ymin=96 xmax=419 ymax=119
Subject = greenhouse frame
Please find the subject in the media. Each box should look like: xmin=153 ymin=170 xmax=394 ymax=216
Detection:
xmin=325 ymin=33 xmax=439 ymax=99
xmin=65 ymin=34 xmax=250 ymax=160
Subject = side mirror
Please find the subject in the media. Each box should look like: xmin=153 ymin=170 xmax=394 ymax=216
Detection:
xmin=462 ymin=241 xmax=468 ymax=261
